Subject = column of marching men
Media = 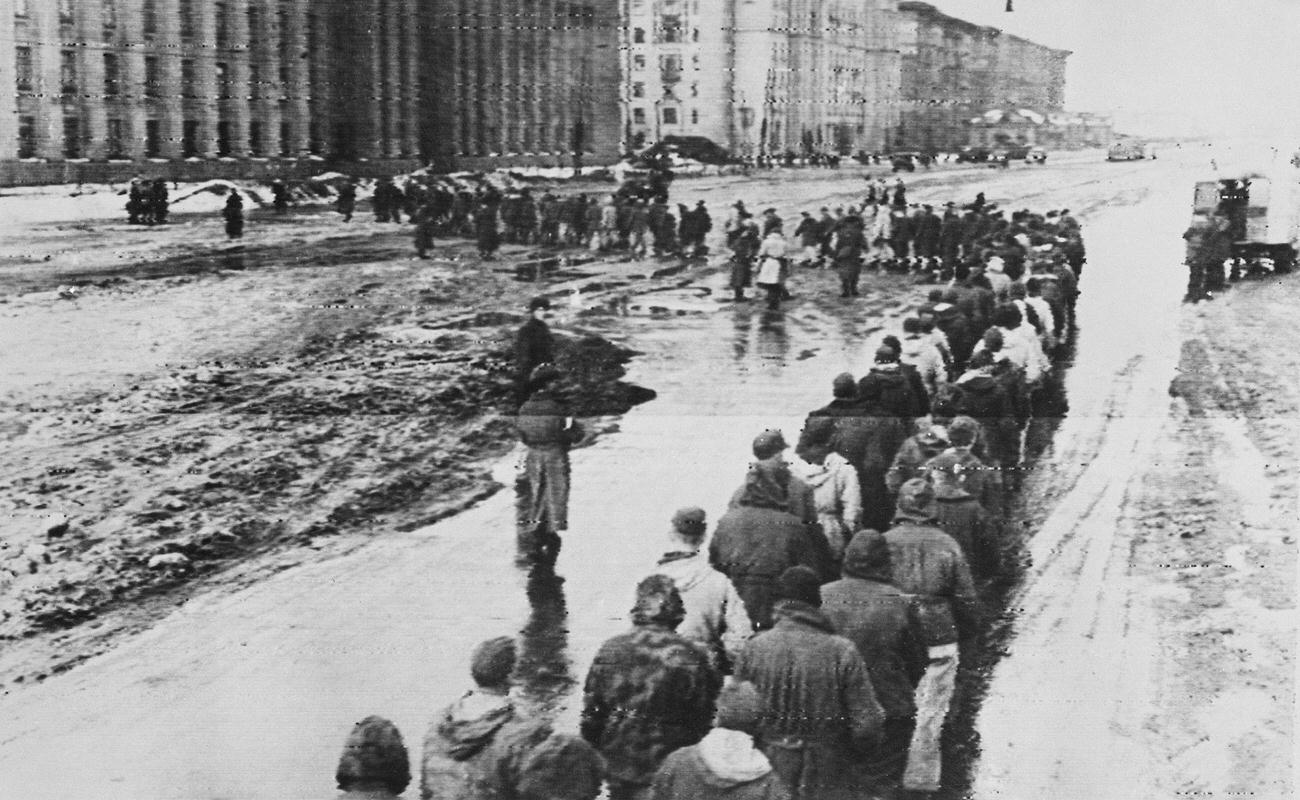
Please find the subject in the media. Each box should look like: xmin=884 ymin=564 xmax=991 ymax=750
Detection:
xmin=329 ymin=198 xmax=1084 ymax=800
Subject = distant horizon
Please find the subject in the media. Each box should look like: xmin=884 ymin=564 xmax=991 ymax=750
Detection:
xmin=925 ymin=0 xmax=1300 ymax=140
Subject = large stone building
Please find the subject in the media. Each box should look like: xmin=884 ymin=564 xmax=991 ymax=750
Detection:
xmin=0 ymin=0 xmax=422 ymax=184
xmin=896 ymin=1 xmax=1070 ymax=151
xmin=424 ymin=0 xmax=623 ymax=171
xmin=623 ymin=0 xmax=900 ymax=158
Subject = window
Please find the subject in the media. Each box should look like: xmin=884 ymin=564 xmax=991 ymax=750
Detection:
xmin=215 ymin=2 xmax=229 ymax=48
xmin=632 ymin=27 xmax=645 ymax=43
xmin=216 ymin=120 xmax=231 ymax=156
xmin=180 ymin=0 xmax=195 ymax=37
xmin=144 ymin=56 xmax=161 ymax=97
xmin=17 ymin=116 xmax=36 ymax=158
xmin=660 ymin=54 xmax=681 ymax=84
xmin=691 ymin=109 xmax=699 ymax=124
xmin=633 ymin=55 xmax=646 ymax=70
xmin=690 ymin=82 xmax=698 ymax=98
xmin=631 ymin=82 xmax=645 ymax=99
xmin=14 ymin=0 xmax=29 ymax=17
xmin=61 ymin=50 xmax=77 ymax=94
xmin=279 ymin=121 xmax=291 ymax=156
xmin=106 ymin=118 xmax=125 ymax=158
xmin=15 ymin=46 xmax=34 ymax=92
xmin=181 ymin=59 xmax=197 ymax=98
xmin=143 ymin=0 xmax=158 ymax=34
xmin=249 ymin=61 xmax=261 ymax=90
xmin=661 ymin=108 xmax=678 ymax=125
xmin=103 ymin=53 xmax=120 ymax=96
xmin=693 ymin=28 xmax=700 ymax=42
xmin=182 ymin=119 xmax=199 ymax=157
xmin=63 ymin=117 xmax=82 ymax=158
xmin=145 ymin=119 xmax=162 ymax=157
xmin=59 ymin=0 xmax=75 ymax=25
xmin=249 ymin=120 xmax=263 ymax=156
xmin=660 ymin=14 xmax=682 ymax=43
xmin=215 ymin=62 xmax=228 ymax=99
xmin=102 ymin=0 xmax=117 ymax=38
xmin=632 ymin=107 xmax=646 ymax=124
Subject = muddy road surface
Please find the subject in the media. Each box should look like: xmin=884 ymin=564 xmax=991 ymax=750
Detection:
xmin=1 ymin=152 xmax=1289 ymax=799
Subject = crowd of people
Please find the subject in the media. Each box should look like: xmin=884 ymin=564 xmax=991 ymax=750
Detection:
xmin=412 ymin=194 xmax=1086 ymax=800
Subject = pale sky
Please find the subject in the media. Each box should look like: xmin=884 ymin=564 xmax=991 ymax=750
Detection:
xmin=927 ymin=0 xmax=1300 ymax=139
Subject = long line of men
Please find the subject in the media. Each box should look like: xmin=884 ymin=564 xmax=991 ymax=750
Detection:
xmin=327 ymin=197 xmax=1084 ymax=800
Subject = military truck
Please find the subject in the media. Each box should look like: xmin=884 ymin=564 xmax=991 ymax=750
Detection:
xmin=1191 ymin=172 xmax=1299 ymax=273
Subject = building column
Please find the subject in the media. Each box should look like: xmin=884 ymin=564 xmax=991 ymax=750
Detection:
xmin=225 ymin=0 xmax=251 ymax=157
xmin=255 ymin=0 xmax=280 ymax=157
xmin=307 ymin=7 xmax=332 ymax=155
xmin=383 ymin=0 xmax=402 ymax=157
xmin=283 ymin=0 xmax=310 ymax=156
xmin=31 ymin=1 xmax=65 ymax=159
xmin=195 ymin=0 xmax=219 ymax=157
xmin=0 ymin=0 xmax=19 ymax=158
xmin=119 ymin=0 xmax=148 ymax=159
xmin=74 ymin=3 xmax=107 ymax=159
xmin=158 ymin=0 xmax=184 ymax=158
xmin=401 ymin=0 xmax=419 ymax=157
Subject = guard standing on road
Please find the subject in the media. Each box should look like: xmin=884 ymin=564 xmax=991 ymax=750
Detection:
xmin=223 ymin=190 xmax=244 ymax=239
xmin=516 ymin=364 xmax=582 ymax=564
xmin=514 ymin=296 xmax=556 ymax=405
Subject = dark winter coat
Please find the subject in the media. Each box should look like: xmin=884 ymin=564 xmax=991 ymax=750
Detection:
xmin=735 ymin=601 xmax=884 ymax=800
xmin=884 ymin=521 xmax=980 ymax=645
xmin=710 ymin=498 xmax=831 ymax=630
xmin=885 ymin=428 xmax=950 ymax=495
xmin=651 ymin=732 xmax=790 ymax=800
xmin=857 ymin=366 xmax=922 ymax=420
xmin=935 ymin=494 xmax=999 ymax=577
xmin=821 ymin=558 xmax=927 ymax=719
xmin=421 ymin=692 xmax=545 ymax=800
xmin=952 ymin=374 xmax=1020 ymax=469
xmin=581 ymin=624 xmax=720 ymax=789
xmin=513 ymin=318 xmax=555 ymax=385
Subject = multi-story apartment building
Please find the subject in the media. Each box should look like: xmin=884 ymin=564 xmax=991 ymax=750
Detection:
xmin=897 ymin=1 xmax=1070 ymax=151
xmin=0 ymin=0 xmax=421 ymax=183
xmin=623 ymin=0 xmax=901 ymax=158
xmin=425 ymin=0 xmax=623 ymax=170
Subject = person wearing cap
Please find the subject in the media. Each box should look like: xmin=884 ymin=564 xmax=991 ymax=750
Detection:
xmin=713 ymin=434 xmax=832 ymax=630
xmin=925 ymin=414 xmax=1003 ymax=519
xmin=925 ymin=443 xmax=1001 ymax=578
xmin=760 ymin=208 xmax=783 ymax=237
xmin=514 ymin=296 xmax=556 ymax=405
xmin=885 ymin=412 xmax=952 ymax=497
xmin=884 ymin=479 xmax=979 ymax=794
xmin=734 ymin=566 xmax=885 ymax=800
xmin=581 ymin=576 xmax=721 ymax=800
xmin=898 ymin=317 xmax=948 ymax=401
xmin=831 ymin=212 xmax=867 ymax=298
xmin=651 ymin=508 xmax=753 ymax=672
xmin=882 ymin=335 xmax=931 ymax=418
xmin=338 ymin=716 xmax=411 ymax=799
xmin=424 ymin=636 xmax=604 ymax=800
xmin=516 ymin=364 xmax=583 ymax=563
xmin=914 ymin=204 xmax=941 ymax=262
xmin=856 ymin=344 xmax=924 ymax=421
xmin=792 ymin=417 xmax=862 ymax=565
xmin=475 ymin=195 xmax=501 ymax=259
xmin=649 ymin=681 xmax=790 ymax=800
xmin=729 ymin=214 xmax=760 ymax=302
xmin=952 ymin=349 xmax=1020 ymax=475
xmin=821 ymin=530 xmax=929 ymax=786
xmin=724 ymin=200 xmax=749 ymax=247
xmin=726 ymin=430 xmax=819 ymax=527
xmin=755 ymin=227 xmax=789 ymax=311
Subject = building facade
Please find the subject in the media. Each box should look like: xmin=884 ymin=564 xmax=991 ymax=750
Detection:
xmin=623 ymin=0 xmax=900 ymax=158
xmin=896 ymin=1 xmax=1070 ymax=151
xmin=0 ymin=0 xmax=422 ymax=183
xmin=425 ymin=0 xmax=622 ymax=171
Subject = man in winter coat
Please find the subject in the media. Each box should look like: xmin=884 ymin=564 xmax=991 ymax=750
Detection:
xmin=886 ymin=417 xmax=951 ymax=496
xmin=514 ymin=296 xmax=556 ymax=406
xmin=729 ymin=217 xmax=760 ymax=302
xmin=953 ymin=350 xmax=1020 ymax=472
xmin=734 ymin=566 xmax=885 ymax=800
xmin=651 ymin=507 xmax=753 ymax=671
xmin=422 ymin=636 xmax=604 ymax=800
xmin=793 ymin=417 xmax=862 ymax=564
xmin=516 ymin=366 xmax=583 ymax=562
xmin=727 ymin=430 xmax=818 ymax=527
xmin=885 ymin=480 xmax=980 ymax=794
xmin=858 ymin=346 xmax=924 ymax=421
xmin=581 ymin=576 xmax=721 ymax=800
xmin=832 ymin=216 xmax=867 ymax=298
xmin=822 ymin=530 xmax=929 ymax=785
xmin=712 ymin=456 xmax=832 ymax=630
xmin=898 ymin=317 xmax=948 ymax=401
xmin=650 ymin=680 xmax=790 ymax=800
xmin=924 ymin=414 xmax=1004 ymax=522
xmin=926 ymin=446 xmax=1001 ymax=579
xmin=793 ymin=211 xmax=821 ymax=268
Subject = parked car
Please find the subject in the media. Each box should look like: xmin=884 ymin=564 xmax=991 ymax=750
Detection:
xmin=1026 ymin=147 xmax=1048 ymax=164
xmin=956 ymin=147 xmax=991 ymax=163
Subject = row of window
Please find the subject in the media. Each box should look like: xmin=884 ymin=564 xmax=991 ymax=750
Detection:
xmin=16 ymin=114 xmax=314 ymax=160
xmin=629 ymin=106 xmax=699 ymax=125
xmin=15 ymin=0 xmax=301 ymax=47
xmin=631 ymin=81 xmax=701 ymax=99
xmin=15 ymin=47 xmax=303 ymax=98
xmin=630 ymin=21 xmax=700 ymax=44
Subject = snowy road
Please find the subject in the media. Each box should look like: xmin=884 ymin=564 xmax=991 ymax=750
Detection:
xmin=2 ymin=150 xmax=1284 ymax=799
